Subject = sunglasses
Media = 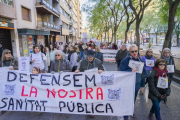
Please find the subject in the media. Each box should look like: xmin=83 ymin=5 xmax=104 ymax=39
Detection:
xmin=159 ymin=64 xmax=166 ymax=66
xmin=5 ymin=52 xmax=11 ymax=54
xmin=130 ymin=50 xmax=138 ymax=53
xmin=148 ymin=51 xmax=153 ymax=53
xmin=55 ymin=54 xmax=61 ymax=56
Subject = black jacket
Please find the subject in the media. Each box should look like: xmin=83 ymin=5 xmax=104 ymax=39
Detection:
xmin=50 ymin=59 xmax=71 ymax=72
xmin=0 ymin=47 xmax=3 ymax=58
xmin=148 ymin=69 xmax=171 ymax=101
xmin=115 ymin=49 xmax=128 ymax=67
xmin=0 ymin=57 xmax=18 ymax=70
xmin=79 ymin=58 xmax=104 ymax=72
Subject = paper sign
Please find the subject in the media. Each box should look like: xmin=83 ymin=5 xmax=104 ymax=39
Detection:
xmin=84 ymin=68 xmax=98 ymax=72
xmin=167 ymin=65 xmax=174 ymax=73
xmin=0 ymin=70 xmax=136 ymax=116
xmin=18 ymin=57 xmax=30 ymax=72
xmin=129 ymin=60 xmax=144 ymax=74
xmin=31 ymin=54 xmax=42 ymax=63
xmin=146 ymin=60 xmax=154 ymax=67
xmin=157 ymin=77 xmax=168 ymax=89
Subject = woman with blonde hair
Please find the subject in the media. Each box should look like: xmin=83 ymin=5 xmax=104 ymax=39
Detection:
xmin=0 ymin=49 xmax=18 ymax=70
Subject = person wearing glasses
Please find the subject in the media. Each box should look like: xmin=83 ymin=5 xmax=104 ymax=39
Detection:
xmin=50 ymin=50 xmax=71 ymax=72
xmin=0 ymin=49 xmax=18 ymax=70
xmin=161 ymin=48 xmax=175 ymax=85
xmin=148 ymin=59 xmax=170 ymax=120
xmin=95 ymin=46 xmax=103 ymax=64
xmin=119 ymin=45 xmax=147 ymax=120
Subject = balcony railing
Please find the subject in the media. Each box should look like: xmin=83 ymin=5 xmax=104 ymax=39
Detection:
xmin=37 ymin=0 xmax=60 ymax=15
xmin=0 ymin=0 xmax=13 ymax=7
xmin=38 ymin=22 xmax=60 ymax=31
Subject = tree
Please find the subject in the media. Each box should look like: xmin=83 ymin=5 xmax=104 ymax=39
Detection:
xmin=128 ymin=0 xmax=152 ymax=50
xmin=122 ymin=0 xmax=135 ymax=44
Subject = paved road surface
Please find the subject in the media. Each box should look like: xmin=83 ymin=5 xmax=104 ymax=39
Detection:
xmin=0 ymin=62 xmax=180 ymax=120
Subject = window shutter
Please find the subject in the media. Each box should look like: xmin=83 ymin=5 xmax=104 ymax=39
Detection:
xmin=22 ymin=7 xmax=29 ymax=21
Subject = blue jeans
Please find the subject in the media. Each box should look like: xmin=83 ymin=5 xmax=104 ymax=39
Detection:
xmin=79 ymin=51 xmax=85 ymax=60
xmin=124 ymin=90 xmax=139 ymax=119
xmin=150 ymin=99 xmax=162 ymax=120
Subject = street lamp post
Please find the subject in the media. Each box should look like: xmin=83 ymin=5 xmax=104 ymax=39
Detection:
xmin=169 ymin=16 xmax=177 ymax=49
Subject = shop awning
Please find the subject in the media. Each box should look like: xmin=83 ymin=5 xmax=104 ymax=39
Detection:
xmin=18 ymin=29 xmax=50 ymax=35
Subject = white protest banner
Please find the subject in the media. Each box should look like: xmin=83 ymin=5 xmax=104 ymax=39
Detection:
xmin=146 ymin=60 xmax=154 ymax=67
xmin=0 ymin=70 xmax=136 ymax=116
xmin=18 ymin=57 xmax=30 ymax=72
xmin=129 ymin=60 xmax=144 ymax=74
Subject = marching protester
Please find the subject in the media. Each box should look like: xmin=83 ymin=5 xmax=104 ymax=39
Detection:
xmin=43 ymin=47 xmax=50 ymax=71
xmin=119 ymin=44 xmax=147 ymax=120
xmin=140 ymin=49 xmax=156 ymax=94
xmin=30 ymin=45 xmax=48 ymax=73
xmin=95 ymin=46 xmax=104 ymax=64
xmin=49 ymin=45 xmax=55 ymax=70
xmin=75 ymin=50 xmax=104 ymax=73
xmin=103 ymin=43 xmax=108 ymax=49
xmin=115 ymin=44 xmax=128 ymax=70
xmin=63 ymin=45 xmax=70 ymax=63
xmin=69 ymin=46 xmax=78 ymax=72
xmin=50 ymin=50 xmax=70 ymax=72
xmin=79 ymin=42 xmax=85 ymax=60
xmin=0 ymin=44 xmax=3 ymax=59
xmin=0 ymin=49 xmax=18 ymax=70
xmin=112 ymin=43 xmax=118 ymax=50
xmin=148 ymin=59 xmax=170 ymax=120
xmin=32 ymin=67 xmax=41 ymax=74
xmin=161 ymin=48 xmax=175 ymax=85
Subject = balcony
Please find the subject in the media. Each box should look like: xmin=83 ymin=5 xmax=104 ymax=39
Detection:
xmin=69 ymin=29 xmax=73 ymax=34
xmin=60 ymin=0 xmax=70 ymax=14
xmin=0 ymin=2 xmax=16 ymax=19
xmin=36 ymin=0 xmax=60 ymax=18
xmin=37 ymin=22 xmax=61 ymax=32
xmin=60 ymin=13 xmax=70 ymax=24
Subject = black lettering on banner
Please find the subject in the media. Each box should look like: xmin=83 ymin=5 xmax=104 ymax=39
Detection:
xmin=35 ymin=100 xmax=41 ymax=111
xmin=67 ymin=101 xmax=75 ymax=112
xmin=40 ymin=101 xmax=47 ymax=111
xmin=30 ymin=74 xmax=38 ymax=84
xmin=85 ymin=74 xmax=96 ymax=88
xmin=51 ymin=75 xmax=60 ymax=86
xmin=77 ymin=102 xmax=84 ymax=112
xmin=40 ymin=75 xmax=51 ymax=85
xmin=95 ymin=104 xmax=104 ymax=113
xmin=0 ymin=98 xmax=8 ymax=109
xmin=59 ymin=101 xmax=66 ymax=112
xmin=16 ymin=99 xmax=23 ymax=110
xmin=73 ymin=74 xmax=83 ymax=87
xmin=7 ymin=72 xmax=17 ymax=82
xmin=19 ymin=73 xmax=27 ymax=82
xmin=106 ymin=103 xmax=113 ymax=113
xmin=63 ymin=75 xmax=71 ymax=86
xmin=91 ymin=103 xmax=94 ymax=113
xmin=25 ymin=98 xmax=27 ymax=111
xmin=27 ymin=100 xmax=35 ymax=111
xmin=85 ymin=103 xmax=91 ymax=113
xmin=8 ymin=98 xmax=14 ymax=110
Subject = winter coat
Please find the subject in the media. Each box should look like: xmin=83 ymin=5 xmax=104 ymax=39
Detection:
xmin=148 ymin=69 xmax=171 ymax=101
xmin=115 ymin=49 xmax=128 ymax=68
xmin=119 ymin=53 xmax=147 ymax=91
xmin=141 ymin=55 xmax=156 ymax=75
xmin=0 ymin=57 xmax=18 ymax=70
xmin=0 ymin=47 xmax=3 ymax=58
xmin=45 ymin=49 xmax=50 ymax=66
xmin=50 ymin=59 xmax=71 ymax=72
xmin=95 ymin=52 xmax=104 ymax=64
xmin=112 ymin=45 xmax=118 ymax=50
xmin=79 ymin=58 xmax=104 ymax=72
xmin=70 ymin=52 xmax=78 ymax=70
xmin=79 ymin=44 xmax=84 ymax=52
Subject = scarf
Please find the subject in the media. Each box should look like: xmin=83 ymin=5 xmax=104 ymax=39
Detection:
xmin=162 ymin=56 xmax=170 ymax=64
xmin=145 ymin=55 xmax=152 ymax=59
xmin=154 ymin=67 xmax=168 ymax=80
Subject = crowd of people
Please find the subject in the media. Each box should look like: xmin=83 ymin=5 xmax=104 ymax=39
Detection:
xmin=0 ymin=41 xmax=175 ymax=120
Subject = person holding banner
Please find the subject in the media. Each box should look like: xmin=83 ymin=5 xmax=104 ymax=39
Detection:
xmin=119 ymin=45 xmax=147 ymax=120
xmin=0 ymin=49 xmax=18 ymax=70
xmin=148 ymin=59 xmax=170 ymax=120
xmin=30 ymin=45 xmax=48 ymax=73
xmin=95 ymin=46 xmax=104 ymax=64
xmin=69 ymin=46 xmax=78 ymax=72
xmin=161 ymin=48 xmax=175 ymax=86
xmin=50 ymin=50 xmax=71 ymax=72
xmin=75 ymin=50 xmax=104 ymax=74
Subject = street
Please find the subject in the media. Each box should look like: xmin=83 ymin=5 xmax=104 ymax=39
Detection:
xmin=0 ymin=62 xmax=180 ymax=120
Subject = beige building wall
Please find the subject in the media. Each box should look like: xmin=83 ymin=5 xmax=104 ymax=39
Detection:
xmin=77 ymin=0 xmax=82 ymax=41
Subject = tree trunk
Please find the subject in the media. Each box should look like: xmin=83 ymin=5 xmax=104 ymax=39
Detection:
xmin=114 ymin=30 xmax=117 ymax=44
xmin=135 ymin=21 xmax=140 ymax=50
xmin=111 ymin=29 xmax=114 ymax=43
xmin=163 ymin=3 xmax=179 ymax=51
xmin=105 ymin=32 xmax=106 ymax=42
xmin=125 ymin=30 xmax=128 ymax=44
xmin=108 ymin=30 xmax=109 ymax=43
xmin=156 ymin=32 xmax=158 ymax=45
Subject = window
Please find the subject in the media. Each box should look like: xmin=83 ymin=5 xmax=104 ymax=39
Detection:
xmin=0 ymin=0 xmax=13 ymax=6
xmin=21 ymin=6 xmax=31 ymax=21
